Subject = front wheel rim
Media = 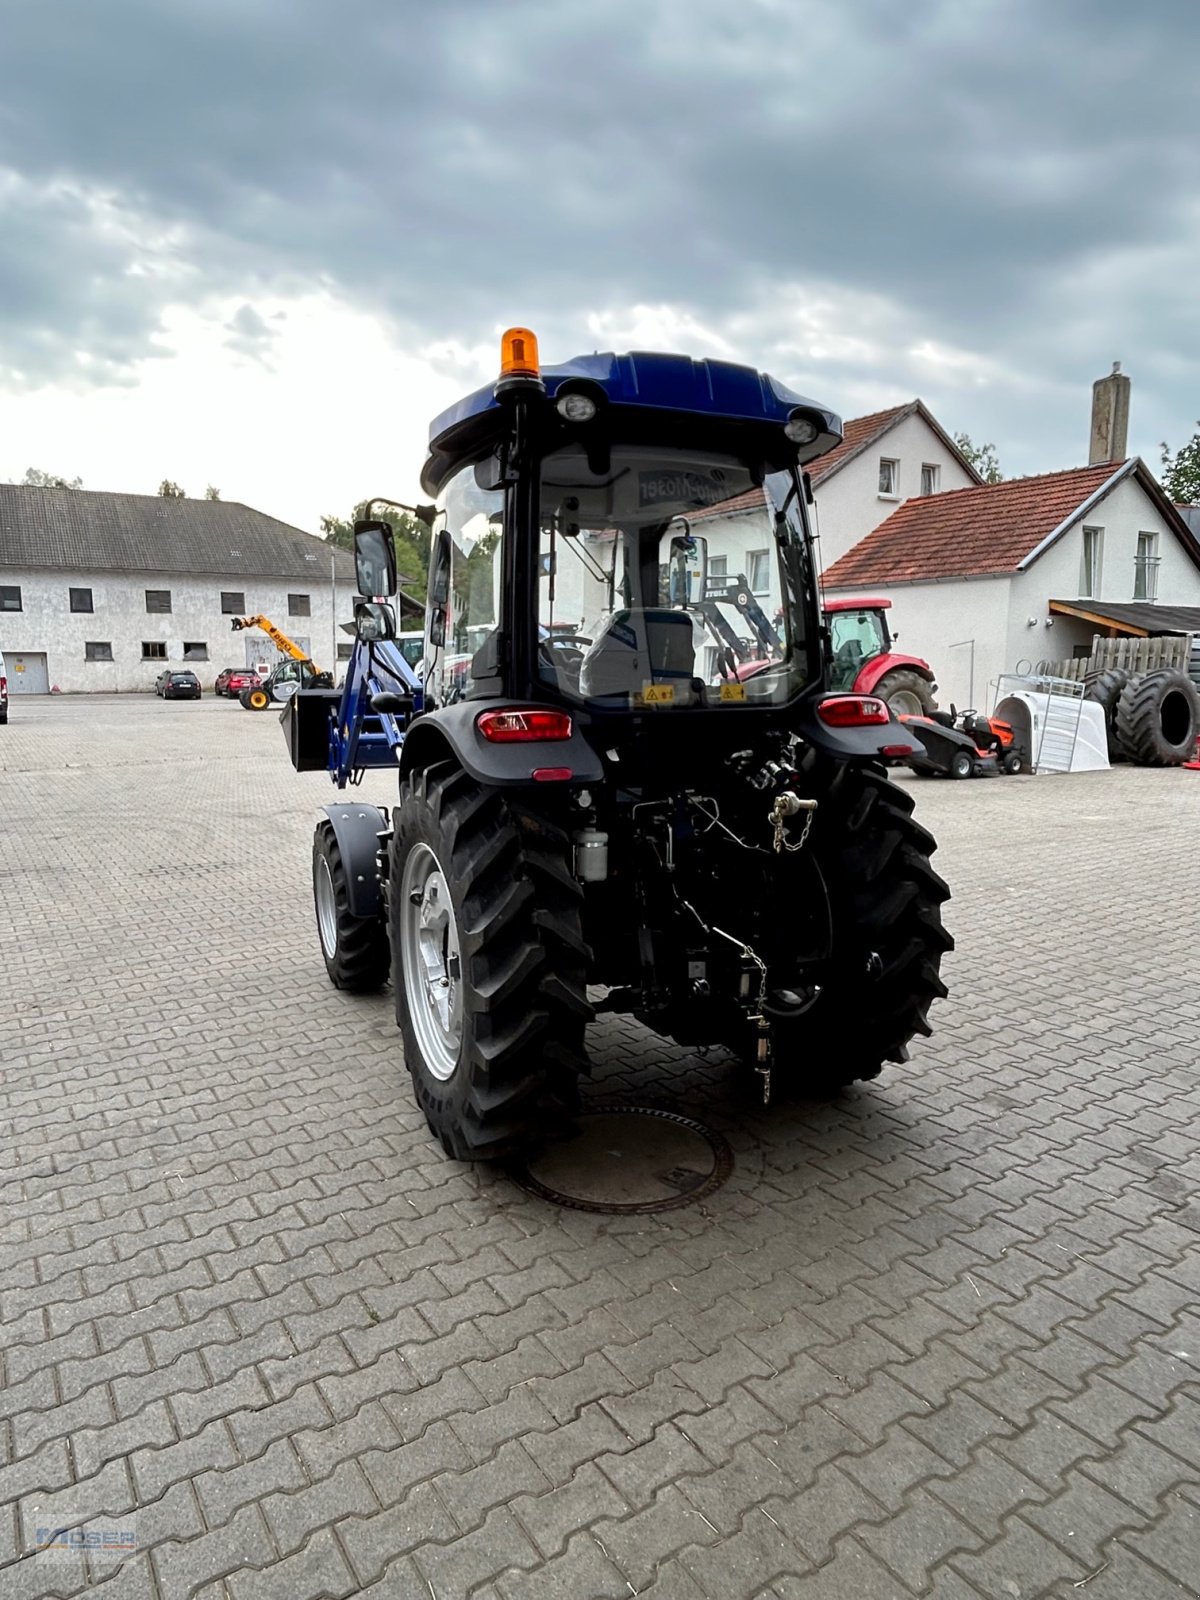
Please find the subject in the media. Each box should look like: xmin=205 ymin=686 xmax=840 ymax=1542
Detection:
xmin=315 ymin=854 xmax=339 ymax=958
xmin=400 ymin=842 xmax=462 ymax=1081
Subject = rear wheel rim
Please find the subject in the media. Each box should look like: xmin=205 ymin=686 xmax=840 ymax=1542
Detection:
xmin=315 ymin=855 xmax=338 ymax=958
xmin=887 ymin=689 xmax=924 ymax=717
xmin=400 ymin=842 xmax=462 ymax=1081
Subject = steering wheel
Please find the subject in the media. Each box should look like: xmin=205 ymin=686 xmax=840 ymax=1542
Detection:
xmin=539 ymin=632 xmax=593 ymax=674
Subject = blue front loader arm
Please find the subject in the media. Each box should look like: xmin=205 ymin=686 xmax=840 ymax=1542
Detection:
xmin=329 ymin=636 xmax=423 ymax=788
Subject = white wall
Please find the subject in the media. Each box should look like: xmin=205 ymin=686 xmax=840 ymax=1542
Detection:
xmin=822 ymin=576 xmax=1013 ymax=711
xmin=0 ymin=568 xmax=360 ymax=693
xmin=814 ymin=411 xmax=977 ymax=571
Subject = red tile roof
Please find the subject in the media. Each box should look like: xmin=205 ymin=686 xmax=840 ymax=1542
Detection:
xmin=820 ymin=462 xmax=1128 ymax=588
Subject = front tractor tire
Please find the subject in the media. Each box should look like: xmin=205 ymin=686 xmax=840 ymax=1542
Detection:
xmin=391 ymin=763 xmax=592 ymax=1161
xmin=241 ymin=685 xmax=272 ymax=711
xmin=875 ymin=669 xmax=936 ymax=718
xmin=312 ymin=823 xmax=390 ymax=992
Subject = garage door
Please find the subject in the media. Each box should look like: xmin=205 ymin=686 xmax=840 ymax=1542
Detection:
xmin=8 ymin=652 xmax=49 ymax=693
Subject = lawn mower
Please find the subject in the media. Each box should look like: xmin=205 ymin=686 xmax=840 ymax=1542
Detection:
xmin=901 ymin=707 xmax=1027 ymax=779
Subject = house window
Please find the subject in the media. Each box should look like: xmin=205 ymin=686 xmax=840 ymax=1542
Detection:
xmin=337 ymin=642 xmax=354 ymax=661
xmin=708 ymin=555 xmax=728 ymax=579
xmin=220 ymin=591 xmax=245 ymax=614
xmin=145 ymin=589 xmax=172 ymax=614
xmin=0 ymin=585 xmax=21 ymax=611
xmin=878 ymin=459 xmax=899 ymax=496
xmin=1079 ymin=527 xmax=1102 ymax=596
xmin=746 ymin=550 xmax=771 ymax=593
xmin=183 ymin=641 xmax=209 ymax=660
xmin=70 ymin=586 xmax=94 ymax=612
xmin=1134 ymin=533 xmax=1160 ymax=602
xmin=141 ymin=641 xmax=168 ymax=660
xmin=288 ymin=593 xmax=311 ymax=617
xmin=84 ymin=641 xmax=113 ymax=661
xmin=920 ymin=464 xmax=940 ymax=496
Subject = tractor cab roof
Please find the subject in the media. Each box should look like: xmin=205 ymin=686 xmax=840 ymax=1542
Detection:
xmin=422 ymin=349 xmax=842 ymax=495
xmin=822 ymin=597 xmax=893 ymax=613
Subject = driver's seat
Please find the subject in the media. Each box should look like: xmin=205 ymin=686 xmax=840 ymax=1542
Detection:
xmin=578 ymin=609 xmax=696 ymax=701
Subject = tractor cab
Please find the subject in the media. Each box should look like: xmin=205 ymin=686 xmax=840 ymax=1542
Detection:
xmin=414 ymin=330 xmax=849 ymax=771
xmin=824 ymin=598 xmax=894 ymax=691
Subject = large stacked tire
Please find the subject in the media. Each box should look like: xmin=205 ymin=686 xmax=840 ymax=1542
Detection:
xmin=1083 ymin=667 xmax=1133 ymax=760
xmin=312 ymin=823 xmax=390 ymax=992
xmin=1113 ymin=670 xmax=1200 ymax=766
xmin=390 ymin=762 xmax=591 ymax=1160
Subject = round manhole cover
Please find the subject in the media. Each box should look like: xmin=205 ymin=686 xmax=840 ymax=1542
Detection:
xmin=514 ymin=1106 xmax=733 ymax=1214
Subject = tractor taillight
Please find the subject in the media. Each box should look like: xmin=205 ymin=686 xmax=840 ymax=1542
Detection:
xmin=817 ymin=695 xmax=891 ymax=727
xmin=500 ymin=327 xmax=540 ymax=378
xmin=879 ymin=743 xmax=914 ymax=758
xmin=476 ymin=709 xmax=572 ymax=742
xmin=532 ymin=767 xmax=573 ymax=782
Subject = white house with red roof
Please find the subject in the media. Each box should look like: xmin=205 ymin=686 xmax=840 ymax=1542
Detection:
xmin=687 ymin=399 xmax=979 ymax=633
xmin=820 ymin=456 xmax=1200 ymax=711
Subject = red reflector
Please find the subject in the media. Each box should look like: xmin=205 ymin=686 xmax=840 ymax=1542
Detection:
xmin=532 ymin=767 xmax=573 ymax=782
xmin=476 ymin=709 xmax=573 ymax=742
xmin=818 ymin=695 xmax=890 ymax=727
xmin=879 ymin=743 xmax=914 ymax=758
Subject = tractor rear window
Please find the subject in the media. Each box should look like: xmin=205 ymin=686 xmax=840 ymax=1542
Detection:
xmin=534 ymin=444 xmax=812 ymax=710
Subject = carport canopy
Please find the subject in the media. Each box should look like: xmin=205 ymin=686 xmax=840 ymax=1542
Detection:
xmin=1048 ymin=599 xmax=1200 ymax=637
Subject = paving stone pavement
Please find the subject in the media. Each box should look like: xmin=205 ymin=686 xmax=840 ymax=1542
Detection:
xmin=1 ymin=692 xmax=1198 ymax=1600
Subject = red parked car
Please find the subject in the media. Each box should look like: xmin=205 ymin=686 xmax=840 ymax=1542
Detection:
xmin=214 ymin=667 xmax=262 ymax=697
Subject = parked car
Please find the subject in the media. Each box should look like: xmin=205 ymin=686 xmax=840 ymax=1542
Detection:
xmin=159 ymin=670 xmax=202 ymax=700
xmin=214 ymin=666 xmax=262 ymax=697
xmin=0 ymin=650 xmax=7 ymax=724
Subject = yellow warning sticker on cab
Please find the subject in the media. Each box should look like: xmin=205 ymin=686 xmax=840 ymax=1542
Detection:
xmin=719 ymin=682 xmax=747 ymax=702
xmin=636 ymin=684 xmax=676 ymax=706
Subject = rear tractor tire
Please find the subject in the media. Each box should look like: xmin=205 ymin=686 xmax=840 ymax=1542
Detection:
xmin=1114 ymin=669 xmax=1200 ymax=766
xmin=875 ymin=669 xmax=936 ymax=718
xmin=390 ymin=762 xmax=592 ymax=1161
xmin=648 ymin=763 xmax=951 ymax=1096
xmin=312 ymin=822 xmax=390 ymax=992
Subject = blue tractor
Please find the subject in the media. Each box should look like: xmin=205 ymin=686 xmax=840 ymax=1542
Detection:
xmin=284 ymin=329 xmax=951 ymax=1161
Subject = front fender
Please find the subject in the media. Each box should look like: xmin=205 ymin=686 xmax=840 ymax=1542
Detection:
xmin=399 ymin=702 xmax=605 ymax=787
xmin=322 ymin=803 xmax=390 ymax=919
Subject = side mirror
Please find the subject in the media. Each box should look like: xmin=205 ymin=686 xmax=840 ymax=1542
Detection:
xmin=667 ymin=530 xmax=708 ymax=605
xmin=353 ymin=520 xmax=397 ymax=598
xmin=354 ymin=600 xmax=397 ymax=641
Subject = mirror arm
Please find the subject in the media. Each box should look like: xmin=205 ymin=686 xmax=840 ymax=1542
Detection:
xmin=363 ymin=495 xmax=436 ymax=528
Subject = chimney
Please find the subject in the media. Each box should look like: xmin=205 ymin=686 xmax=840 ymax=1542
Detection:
xmin=1089 ymin=361 xmax=1130 ymax=464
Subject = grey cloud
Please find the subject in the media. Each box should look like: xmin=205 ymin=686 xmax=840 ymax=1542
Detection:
xmin=0 ymin=0 xmax=1197 ymax=470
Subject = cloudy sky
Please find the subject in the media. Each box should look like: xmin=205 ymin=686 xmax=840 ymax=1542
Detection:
xmin=1 ymin=0 xmax=1196 ymax=530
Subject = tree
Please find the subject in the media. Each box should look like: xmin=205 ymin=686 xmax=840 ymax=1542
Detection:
xmin=158 ymin=479 xmax=186 ymax=498
xmin=204 ymin=484 xmax=221 ymax=501
xmin=19 ymin=467 xmax=83 ymax=489
xmin=952 ymin=432 xmax=1004 ymax=484
xmin=1160 ymin=424 xmax=1200 ymax=506
xmin=321 ymin=504 xmax=430 ymax=601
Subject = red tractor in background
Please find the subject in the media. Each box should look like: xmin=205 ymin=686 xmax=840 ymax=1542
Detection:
xmin=824 ymin=598 xmax=938 ymax=717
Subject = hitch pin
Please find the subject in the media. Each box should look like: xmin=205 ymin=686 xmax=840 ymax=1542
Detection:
xmin=769 ymin=792 xmax=817 ymax=854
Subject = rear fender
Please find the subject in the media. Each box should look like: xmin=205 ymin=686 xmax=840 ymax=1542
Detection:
xmin=399 ymin=702 xmax=604 ymax=787
xmin=792 ymin=698 xmax=928 ymax=762
xmin=855 ymin=653 xmax=936 ymax=697
xmin=322 ymin=803 xmax=390 ymax=918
